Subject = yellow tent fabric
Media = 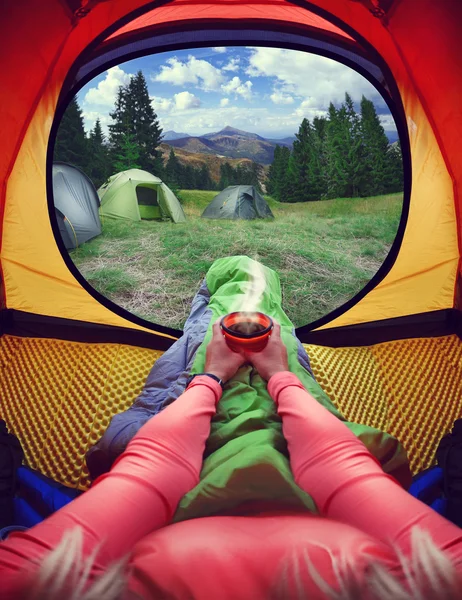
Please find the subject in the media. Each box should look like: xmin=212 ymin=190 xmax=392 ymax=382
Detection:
xmin=0 ymin=1 xmax=461 ymax=343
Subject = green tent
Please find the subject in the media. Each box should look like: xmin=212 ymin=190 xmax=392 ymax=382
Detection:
xmin=98 ymin=169 xmax=186 ymax=223
xmin=201 ymin=185 xmax=274 ymax=220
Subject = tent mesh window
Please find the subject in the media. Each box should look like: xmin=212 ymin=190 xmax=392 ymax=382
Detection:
xmin=136 ymin=185 xmax=161 ymax=220
xmin=136 ymin=185 xmax=159 ymax=206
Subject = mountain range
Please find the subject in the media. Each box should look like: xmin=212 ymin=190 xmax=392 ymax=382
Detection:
xmin=163 ymin=126 xmax=295 ymax=165
xmin=162 ymin=125 xmax=398 ymax=164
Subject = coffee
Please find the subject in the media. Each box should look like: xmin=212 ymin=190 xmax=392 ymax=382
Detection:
xmin=229 ymin=321 xmax=266 ymax=335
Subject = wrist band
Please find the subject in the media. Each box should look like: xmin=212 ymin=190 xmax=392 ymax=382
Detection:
xmin=186 ymin=373 xmax=224 ymax=389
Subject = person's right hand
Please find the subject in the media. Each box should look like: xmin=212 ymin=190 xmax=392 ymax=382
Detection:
xmin=243 ymin=321 xmax=289 ymax=381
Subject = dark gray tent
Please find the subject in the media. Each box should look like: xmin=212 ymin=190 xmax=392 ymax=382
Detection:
xmin=201 ymin=185 xmax=274 ymax=220
xmin=52 ymin=162 xmax=102 ymax=249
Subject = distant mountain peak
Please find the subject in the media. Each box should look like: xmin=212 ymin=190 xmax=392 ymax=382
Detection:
xmin=163 ymin=130 xmax=191 ymax=141
xmin=220 ymin=125 xmax=243 ymax=134
xmin=210 ymin=125 xmax=266 ymax=141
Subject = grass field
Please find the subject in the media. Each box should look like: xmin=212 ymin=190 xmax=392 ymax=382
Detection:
xmin=70 ymin=191 xmax=403 ymax=329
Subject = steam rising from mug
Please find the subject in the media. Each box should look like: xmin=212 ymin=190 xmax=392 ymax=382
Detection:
xmin=230 ymin=259 xmax=267 ymax=314
xmin=221 ymin=260 xmax=272 ymax=351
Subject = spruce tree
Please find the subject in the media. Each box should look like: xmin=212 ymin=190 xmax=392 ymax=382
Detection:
xmin=266 ymin=146 xmax=279 ymax=196
xmin=360 ymin=95 xmax=391 ymax=196
xmin=324 ymin=102 xmax=350 ymax=199
xmin=276 ymin=146 xmax=291 ymax=202
xmin=109 ymin=71 xmax=163 ymax=175
xmin=267 ymin=146 xmax=291 ymax=202
xmin=219 ymin=163 xmax=235 ymax=189
xmin=113 ymin=132 xmax=141 ymax=172
xmin=199 ymin=164 xmax=213 ymax=190
xmin=165 ymin=148 xmax=181 ymax=185
xmin=343 ymin=93 xmax=366 ymax=197
xmin=312 ymin=116 xmax=328 ymax=142
xmin=87 ymin=118 xmax=110 ymax=187
xmin=287 ymin=118 xmax=324 ymax=202
xmin=54 ymin=96 xmax=89 ymax=172
xmin=130 ymin=71 xmax=163 ymax=173
xmin=385 ymin=141 xmax=404 ymax=193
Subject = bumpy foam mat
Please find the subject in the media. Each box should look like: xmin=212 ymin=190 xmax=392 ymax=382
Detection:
xmin=1 ymin=334 xmax=461 ymax=488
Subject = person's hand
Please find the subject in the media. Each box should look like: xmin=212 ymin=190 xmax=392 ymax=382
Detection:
xmin=204 ymin=319 xmax=247 ymax=383
xmin=243 ymin=321 xmax=289 ymax=381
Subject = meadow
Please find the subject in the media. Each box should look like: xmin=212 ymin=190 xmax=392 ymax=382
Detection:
xmin=70 ymin=191 xmax=403 ymax=329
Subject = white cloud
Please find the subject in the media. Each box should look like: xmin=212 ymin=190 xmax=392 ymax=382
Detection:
xmin=150 ymin=95 xmax=173 ymax=112
xmin=270 ymin=91 xmax=294 ymax=105
xmin=379 ymin=114 xmax=397 ymax=132
xmin=213 ymin=47 xmax=226 ymax=53
xmin=293 ymin=99 xmax=327 ymax=120
xmin=221 ymin=77 xmax=253 ymax=100
xmin=247 ymin=48 xmax=382 ymax=108
xmin=152 ymin=56 xmax=225 ymax=92
xmin=156 ymin=104 xmax=306 ymax=139
xmin=223 ymin=57 xmax=240 ymax=72
xmin=174 ymin=91 xmax=201 ymax=110
xmin=80 ymin=111 xmax=111 ymax=135
xmin=83 ymin=66 xmax=132 ymax=107
xmin=220 ymin=98 xmax=230 ymax=107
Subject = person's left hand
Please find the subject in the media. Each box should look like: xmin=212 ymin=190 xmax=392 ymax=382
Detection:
xmin=204 ymin=319 xmax=246 ymax=383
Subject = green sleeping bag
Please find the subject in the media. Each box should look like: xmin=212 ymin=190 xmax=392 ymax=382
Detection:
xmin=173 ymin=256 xmax=410 ymax=522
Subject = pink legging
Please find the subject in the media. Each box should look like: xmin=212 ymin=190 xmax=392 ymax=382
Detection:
xmin=1 ymin=372 xmax=461 ymax=598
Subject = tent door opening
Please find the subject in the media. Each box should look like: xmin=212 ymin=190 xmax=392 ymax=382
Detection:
xmin=136 ymin=185 xmax=161 ymax=220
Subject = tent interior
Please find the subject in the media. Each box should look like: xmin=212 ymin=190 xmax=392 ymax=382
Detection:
xmin=1 ymin=0 xmax=462 ymax=514
xmin=136 ymin=185 xmax=161 ymax=220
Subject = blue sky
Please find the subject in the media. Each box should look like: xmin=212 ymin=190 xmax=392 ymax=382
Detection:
xmin=78 ymin=46 xmax=397 ymax=140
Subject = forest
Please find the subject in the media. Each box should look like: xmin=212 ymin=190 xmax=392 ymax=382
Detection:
xmin=55 ymin=70 xmax=403 ymax=200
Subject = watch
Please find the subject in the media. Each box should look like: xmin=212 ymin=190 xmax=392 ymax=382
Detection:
xmin=186 ymin=373 xmax=224 ymax=389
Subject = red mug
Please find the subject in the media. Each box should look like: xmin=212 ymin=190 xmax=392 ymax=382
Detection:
xmin=220 ymin=312 xmax=273 ymax=353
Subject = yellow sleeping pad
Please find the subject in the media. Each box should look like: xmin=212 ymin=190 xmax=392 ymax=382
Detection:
xmin=1 ymin=334 xmax=461 ymax=489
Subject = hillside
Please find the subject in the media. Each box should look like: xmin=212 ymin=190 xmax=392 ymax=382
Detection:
xmin=159 ymin=143 xmax=268 ymax=184
xmin=167 ymin=126 xmax=279 ymax=164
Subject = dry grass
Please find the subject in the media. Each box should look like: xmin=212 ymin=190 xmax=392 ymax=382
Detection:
xmin=70 ymin=191 xmax=403 ymax=329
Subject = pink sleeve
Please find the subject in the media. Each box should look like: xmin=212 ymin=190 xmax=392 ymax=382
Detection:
xmin=269 ymin=371 xmax=462 ymax=565
xmin=0 ymin=376 xmax=220 ymax=596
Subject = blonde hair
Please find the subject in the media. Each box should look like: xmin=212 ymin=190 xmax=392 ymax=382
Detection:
xmin=274 ymin=527 xmax=461 ymax=600
xmin=24 ymin=527 xmax=129 ymax=600
xmin=24 ymin=525 xmax=461 ymax=600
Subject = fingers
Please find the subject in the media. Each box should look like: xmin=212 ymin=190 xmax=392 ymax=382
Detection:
xmin=269 ymin=320 xmax=281 ymax=340
xmin=212 ymin=318 xmax=223 ymax=338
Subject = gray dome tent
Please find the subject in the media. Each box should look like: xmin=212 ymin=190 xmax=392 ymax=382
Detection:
xmin=201 ymin=185 xmax=274 ymax=220
xmin=52 ymin=162 xmax=102 ymax=249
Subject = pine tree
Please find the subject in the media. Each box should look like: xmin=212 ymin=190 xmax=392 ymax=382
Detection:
xmin=385 ymin=141 xmax=404 ymax=193
xmin=87 ymin=118 xmax=111 ymax=188
xmin=165 ymin=148 xmax=181 ymax=185
xmin=219 ymin=163 xmax=235 ymax=189
xmin=198 ymin=164 xmax=213 ymax=190
xmin=287 ymin=118 xmax=324 ymax=202
xmin=108 ymin=85 xmax=133 ymax=165
xmin=130 ymin=71 xmax=163 ymax=173
xmin=360 ymin=95 xmax=391 ymax=196
xmin=113 ymin=132 xmax=141 ymax=172
xmin=267 ymin=146 xmax=291 ymax=201
xmin=109 ymin=71 xmax=163 ymax=175
xmin=312 ymin=116 xmax=328 ymax=142
xmin=324 ymin=102 xmax=350 ymax=199
xmin=276 ymin=147 xmax=291 ymax=202
xmin=54 ymin=96 xmax=89 ymax=172
xmin=343 ymin=92 xmax=366 ymax=197
xmin=249 ymin=162 xmax=263 ymax=193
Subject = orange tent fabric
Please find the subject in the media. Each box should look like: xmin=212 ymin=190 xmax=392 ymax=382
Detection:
xmin=0 ymin=0 xmax=461 ymax=342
